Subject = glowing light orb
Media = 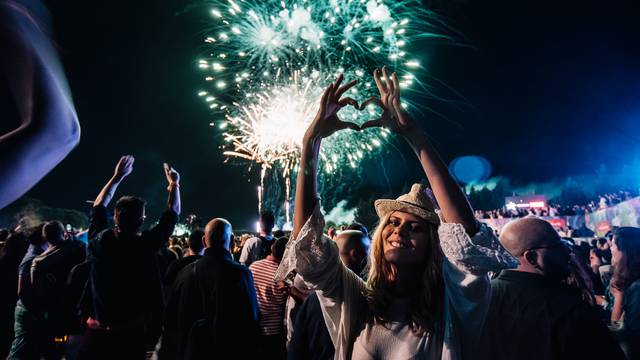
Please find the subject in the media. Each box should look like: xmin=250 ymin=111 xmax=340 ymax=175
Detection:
xmin=450 ymin=156 xmax=492 ymax=184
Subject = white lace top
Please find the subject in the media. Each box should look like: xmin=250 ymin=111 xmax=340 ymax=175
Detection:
xmin=275 ymin=204 xmax=517 ymax=360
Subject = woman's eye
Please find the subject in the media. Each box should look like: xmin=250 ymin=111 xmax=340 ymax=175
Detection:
xmin=411 ymin=225 xmax=424 ymax=232
xmin=389 ymin=219 xmax=400 ymax=227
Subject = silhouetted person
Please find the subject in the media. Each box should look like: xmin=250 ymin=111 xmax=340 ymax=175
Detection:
xmin=484 ymin=217 xmax=625 ymax=359
xmin=8 ymin=224 xmax=50 ymax=359
xmin=164 ymin=229 xmax=205 ymax=287
xmin=0 ymin=230 xmax=28 ymax=358
xmin=159 ymin=218 xmax=259 ymax=360
xmin=240 ymin=211 xmax=275 ymax=266
xmin=30 ymin=221 xmax=85 ymax=339
xmin=78 ymin=155 xmax=180 ymax=360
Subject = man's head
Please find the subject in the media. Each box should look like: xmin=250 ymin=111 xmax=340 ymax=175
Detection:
xmin=28 ymin=224 xmax=47 ymax=246
xmin=188 ymin=229 xmax=205 ymax=255
xmin=114 ymin=196 xmax=146 ymax=235
xmin=204 ymin=218 xmax=233 ymax=250
xmin=270 ymin=237 xmax=289 ymax=263
xmin=347 ymin=222 xmax=369 ymax=238
xmin=42 ymin=221 xmax=65 ymax=246
xmin=500 ymin=217 xmax=570 ymax=280
xmin=259 ymin=211 xmax=275 ymax=235
xmin=336 ymin=230 xmax=371 ymax=275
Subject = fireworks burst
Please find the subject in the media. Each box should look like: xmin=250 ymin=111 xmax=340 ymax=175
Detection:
xmin=196 ymin=0 xmax=447 ymax=218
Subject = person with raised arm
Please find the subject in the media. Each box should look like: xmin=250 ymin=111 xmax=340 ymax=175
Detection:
xmin=78 ymin=155 xmax=180 ymax=360
xmin=0 ymin=0 xmax=80 ymax=209
xmin=275 ymin=68 xmax=517 ymax=359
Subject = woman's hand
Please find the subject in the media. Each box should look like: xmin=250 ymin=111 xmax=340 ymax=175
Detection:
xmin=361 ymin=66 xmax=417 ymax=136
xmin=304 ymin=74 xmax=359 ymax=142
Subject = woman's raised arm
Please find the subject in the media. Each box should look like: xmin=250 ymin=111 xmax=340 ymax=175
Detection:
xmin=292 ymin=75 xmax=359 ymax=239
xmin=362 ymin=66 xmax=477 ymax=235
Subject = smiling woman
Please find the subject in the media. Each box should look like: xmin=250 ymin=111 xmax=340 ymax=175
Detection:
xmin=275 ymin=67 xmax=518 ymax=359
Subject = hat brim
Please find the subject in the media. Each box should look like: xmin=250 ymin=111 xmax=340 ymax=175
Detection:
xmin=374 ymin=199 xmax=440 ymax=225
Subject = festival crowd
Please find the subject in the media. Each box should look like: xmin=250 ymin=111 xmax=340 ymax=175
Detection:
xmin=474 ymin=190 xmax=638 ymax=219
xmin=2 ymin=1 xmax=640 ymax=360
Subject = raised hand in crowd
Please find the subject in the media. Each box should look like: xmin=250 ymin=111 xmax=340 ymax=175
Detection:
xmin=0 ymin=1 xmax=80 ymax=209
xmin=93 ymin=155 xmax=135 ymax=207
xmin=361 ymin=67 xmax=416 ymax=136
xmin=293 ymin=75 xmax=359 ymax=238
xmin=362 ymin=66 xmax=477 ymax=234
xmin=304 ymin=74 xmax=359 ymax=140
xmin=163 ymin=162 xmax=181 ymax=215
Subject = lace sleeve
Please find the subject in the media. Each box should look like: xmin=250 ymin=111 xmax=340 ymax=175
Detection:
xmin=439 ymin=221 xmax=518 ymax=275
xmin=275 ymin=203 xmax=339 ymax=287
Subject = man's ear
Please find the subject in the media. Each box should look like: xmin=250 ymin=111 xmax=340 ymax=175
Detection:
xmin=524 ymin=250 xmax=538 ymax=267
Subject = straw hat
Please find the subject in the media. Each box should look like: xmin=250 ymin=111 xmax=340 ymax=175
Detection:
xmin=374 ymin=184 xmax=440 ymax=225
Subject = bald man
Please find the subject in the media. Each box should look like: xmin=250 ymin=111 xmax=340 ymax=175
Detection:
xmin=484 ymin=217 xmax=624 ymax=360
xmin=335 ymin=230 xmax=371 ymax=277
xmin=159 ymin=218 xmax=260 ymax=359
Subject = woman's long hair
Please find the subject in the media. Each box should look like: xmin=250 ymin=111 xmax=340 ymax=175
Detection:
xmin=364 ymin=213 xmax=444 ymax=335
xmin=563 ymin=246 xmax=597 ymax=306
xmin=611 ymin=227 xmax=640 ymax=291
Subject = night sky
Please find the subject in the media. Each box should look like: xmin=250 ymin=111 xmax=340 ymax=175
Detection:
xmin=13 ymin=0 xmax=640 ymax=229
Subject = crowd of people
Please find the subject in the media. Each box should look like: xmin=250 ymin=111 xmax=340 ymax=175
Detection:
xmin=474 ymin=190 xmax=639 ymax=219
xmin=2 ymin=2 xmax=640 ymax=359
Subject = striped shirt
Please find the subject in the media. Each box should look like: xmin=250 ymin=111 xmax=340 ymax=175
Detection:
xmin=250 ymin=257 xmax=288 ymax=335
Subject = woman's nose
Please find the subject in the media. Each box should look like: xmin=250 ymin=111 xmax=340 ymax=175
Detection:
xmin=394 ymin=223 xmax=409 ymax=237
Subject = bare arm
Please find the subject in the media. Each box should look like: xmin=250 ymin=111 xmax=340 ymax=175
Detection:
xmin=362 ymin=67 xmax=477 ymax=234
xmin=610 ymin=286 xmax=624 ymax=324
xmin=292 ymin=75 xmax=359 ymax=239
xmin=405 ymin=133 xmax=477 ymax=234
xmin=0 ymin=2 xmax=80 ymax=208
xmin=163 ymin=163 xmax=181 ymax=215
xmin=93 ymin=155 xmax=134 ymax=207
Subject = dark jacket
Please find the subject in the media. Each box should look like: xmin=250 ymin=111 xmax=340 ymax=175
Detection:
xmin=164 ymin=254 xmax=201 ymax=287
xmin=484 ymin=270 xmax=625 ymax=360
xmin=288 ymin=292 xmax=334 ymax=360
xmin=80 ymin=205 xmax=177 ymax=329
xmin=159 ymin=247 xmax=260 ymax=359
xmin=16 ymin=244 xmax=46 ymax=310
xmin=30 ymin=239 xmax=86 ymax=335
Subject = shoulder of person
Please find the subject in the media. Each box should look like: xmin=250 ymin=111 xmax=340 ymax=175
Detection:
xmin=174 ymin=261 xmax=198 ymax=285
xmin=245 ymin=236 xmax=261 ymax=246
xmin=249 ymin=258 xmax=268 ymax=268
xmin=626 ymin=279 xmax=640 ymax=293
xmin=623 ymin=280 xmax=640 ymax=305
xmin=91 ymin=228 xmax=116 ymax=245
xmin=235 ymin=261 xmax=254 ymax=274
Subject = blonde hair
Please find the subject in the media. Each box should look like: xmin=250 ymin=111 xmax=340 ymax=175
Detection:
xmin=364 ymin=212 xmax=444 ymax=335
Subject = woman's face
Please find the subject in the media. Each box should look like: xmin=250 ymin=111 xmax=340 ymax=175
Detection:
xmin=382 ymin=211 xmax=431 ymax=266
xmin=611 ymin=237 xmax=623 ymax=266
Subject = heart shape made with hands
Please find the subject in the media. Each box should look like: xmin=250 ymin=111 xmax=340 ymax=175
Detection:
xmin=309 ymin=67 xmax=415 ymax=138
xmin=334 ymin=66 xmax=410 ymax=133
